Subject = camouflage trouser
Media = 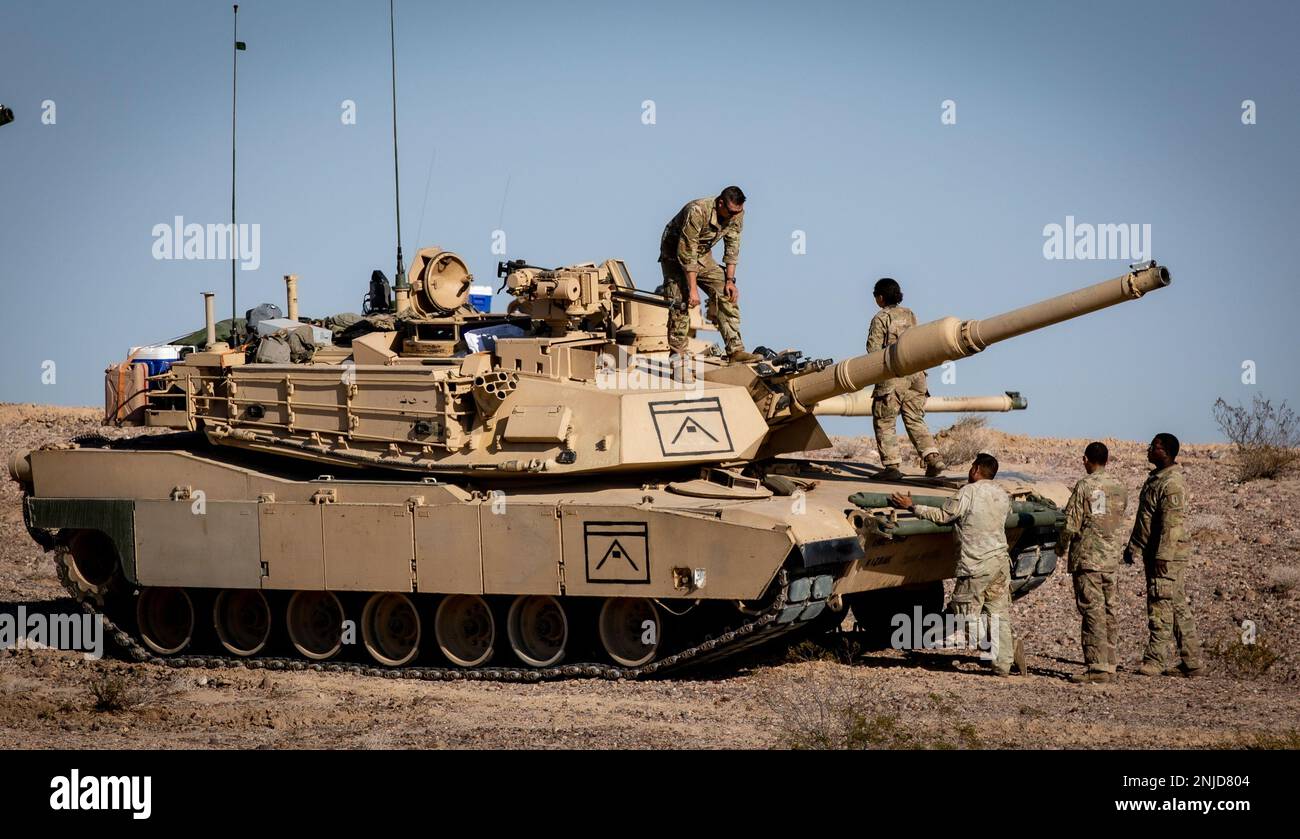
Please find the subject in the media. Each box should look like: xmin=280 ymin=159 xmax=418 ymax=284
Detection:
xmin=951 ymin=564 xmax=1014 ymax=674
xmin=1143 ymin=560 xmax=1203 ymax=671
xmin=660 ymin=259 xmax=743 ymax=355
xmin=1073 ymin=570 xmax=1118 ymax=673
xmin=872 ymin=375 xmax=938 ymax=468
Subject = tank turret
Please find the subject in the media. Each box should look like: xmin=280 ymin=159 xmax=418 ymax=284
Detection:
xmin=118 ymin=261 xmax=1167 ymax=477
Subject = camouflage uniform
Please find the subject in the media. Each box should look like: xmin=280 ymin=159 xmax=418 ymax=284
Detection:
xmin=1127 ymin=464 xmax=1203 ymax=672
xmin=866 ymin=306 xmax=938 ymax=468
xmin=658 ymin=197 xmax=744 ymax=355
xmin=912 ymin=480 xmax=1014 ymax=674
xmin=1058 ymin=469 xmax=1129 ymax=673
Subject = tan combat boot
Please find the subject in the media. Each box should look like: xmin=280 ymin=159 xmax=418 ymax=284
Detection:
xmin=1135 ymin=661 xmax=1166 ymax=676
xmin=1069 ymin=671 xmax=1116 ymax=684
xmin=877 ymin=465 xmax=904 ymax=481
xmin=924 ymin=453 xmax=947 ymax=477
xmin=670 ymin=354 xmax=696 ymax=384
xmin=727 ymin=348 xmax=763 ymax=364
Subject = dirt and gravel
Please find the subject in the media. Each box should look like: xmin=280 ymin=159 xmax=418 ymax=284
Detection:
xmin=2 ymin=403 xmax=1298 ymax=749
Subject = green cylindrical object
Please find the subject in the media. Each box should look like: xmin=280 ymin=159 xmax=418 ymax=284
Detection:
xmin=849 ymin=491 xmax=1063 ymax=534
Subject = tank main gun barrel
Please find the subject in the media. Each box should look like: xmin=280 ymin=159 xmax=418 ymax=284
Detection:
xmin=813 ymin=390 xmax=1028 ymax=416
xmin=788 ymin=263 xmax=1170 ymax=410
xmin=925 ymin=392 xmax=1028 ymax=412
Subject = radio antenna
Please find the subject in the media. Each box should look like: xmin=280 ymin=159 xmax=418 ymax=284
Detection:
xmin=231 ymin=4 xmax=244 ymax=324
xmin=389 ymin=0 xmax=407 ymax=300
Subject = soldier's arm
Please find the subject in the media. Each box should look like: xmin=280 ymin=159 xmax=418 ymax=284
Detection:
xmin=676 ymin=204 xmax=706 ymax=273
xmin=912 ymin=486 xmax=970 ymax=525
xmin=1154 ymin=481 xmax=1187 ymax=566
xmin=1126 ymin=491 xmax=1149 ymax=555
xmin=866 ymin=312 xmax=887 ymax=353
xmin=1057 ymin=481 xmax=1086 ymax=559
xmin=723 ymin=214 xmax=742 ymax=276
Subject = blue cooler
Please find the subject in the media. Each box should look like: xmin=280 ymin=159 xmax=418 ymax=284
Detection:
xmin=130 ymin=345 xmax=181 ymax=380
xmin=469 ymin=284 xmax=494 ymax=312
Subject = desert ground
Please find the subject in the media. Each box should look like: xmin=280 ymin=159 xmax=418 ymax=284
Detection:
xmin=2 ymin=403 xmax=1297 ymax=749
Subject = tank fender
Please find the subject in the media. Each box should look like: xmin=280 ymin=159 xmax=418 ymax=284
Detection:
xmin=26 ymin=497 xmax=138 ymax=584
xmin=21 ymin=496 xmax=57 ymax=551
xmin=795 ymin=535 xmax=865 ymax=569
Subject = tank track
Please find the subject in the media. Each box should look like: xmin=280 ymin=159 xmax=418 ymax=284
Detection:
xmin=55 ymin=547 xmax=835 ymax=682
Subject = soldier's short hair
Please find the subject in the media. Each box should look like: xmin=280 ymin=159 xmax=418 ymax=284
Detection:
xmin=1084 ymin=441 xmax=1109 ymax=465
xmin=1154 ymin=432 xmax=1180 ymax=458
xmin=973 ymin=452 xmax=999 ymax=478
xmin=719 ymin=185 xmax=746 ymax=207
xmin=873 ymin=278 xmax=903 ymax=306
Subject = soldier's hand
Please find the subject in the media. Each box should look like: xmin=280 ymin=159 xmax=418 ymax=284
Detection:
xmin=1122 ymin=547 xmax=1134 ymax=566
xmin=725 ymin=279 xmax=739 ymax=303
xmin=1155 ymin=559 xmax=1168 ymax=577
xmin=688 ymin=287 xmax=701 ymax=308
xmin=888 ymin=492 xmax=913 ymax=509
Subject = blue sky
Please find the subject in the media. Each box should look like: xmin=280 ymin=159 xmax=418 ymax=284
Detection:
xmin=2 ymin=0 xmax=1297 ymax=442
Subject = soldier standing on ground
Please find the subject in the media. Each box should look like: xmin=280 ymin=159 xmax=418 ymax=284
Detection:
xmin=1126 ymin=433 xmax=1205 ymax=677
xmin=867 ymin=278 xmax=946 ymax=479
xmin=657 ymin=187 xmax=761 ymax=366
xmin=888 ymin=453 xmax=1024 ymax=676
xmin=1057 ymin=442 xmax=1129 ymax=684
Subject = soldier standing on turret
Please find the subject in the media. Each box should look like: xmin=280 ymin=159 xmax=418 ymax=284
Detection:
xmin=658 ymin=187 xmax=762 ymax=366
xmin=1126 ymin=433 xmax=1205 ymax=677
xmin=867 ymin=278 xmax=946 ymax=479
xmin=1057 ymin=442 xmax=1129 ymax=684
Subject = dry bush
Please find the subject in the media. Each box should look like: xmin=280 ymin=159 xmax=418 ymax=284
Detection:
xmin=830 ymin=436 xmax=870 ymax=460
xmin=1206 ymin=635 xmax=1278 ymax=679
xmin=935 ymin=415 xmax=994 ymax=467
xmin=1265 ymin=565 xmax=1300 ymax=596
xmin=764 ymin=679 xmax=978 ymax=749
xmin=1189 ymin=513 xmax=1234 ymax=546
xmin=765 ymin=679 xmax=905 ymax=749
xmin=784 ymin=636 xmax=861 ymax=665
xmin=89 ymin=673 xmax=146 ymax=713
xmin=1213 ymin=395 xmax=1300 ymax=482
xmin=1189 ymin=513 xmax=1228 ymax=533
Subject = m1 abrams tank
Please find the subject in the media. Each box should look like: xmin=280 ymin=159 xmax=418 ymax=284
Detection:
xmin=8 ymin=256 xmax=1171 ymax=679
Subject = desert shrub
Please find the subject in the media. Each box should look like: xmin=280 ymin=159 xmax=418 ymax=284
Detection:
xmin=1206 ymin=634 xmax=1278 ymax=679
xmin=784 ymin=636 xmax=861 ymax=665
xmin=1213 ymin=395 xmax=1300 ymax=481
xmin=766 ymin=680 xmax=980 ymax=749
xmin=1265 ymin=565 xmax=1300 ymax=595
xmin=830 ymin=435 xmax=869 ymax=460
xmin=779 ymin=699 xmax=906 ymax=749
xmin=935 ymin=415 xmax=994 ymax=467
xmin=89 ymin=673 xmax=145 ymax=712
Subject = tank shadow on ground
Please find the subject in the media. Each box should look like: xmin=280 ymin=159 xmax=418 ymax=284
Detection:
xmin=674 ymin=630 xmax=1040 ymax=680
xmin=0 ymin=597 xmax=138 ymax=663
xmin=0 ymin=597 xmax=1089 ymax=681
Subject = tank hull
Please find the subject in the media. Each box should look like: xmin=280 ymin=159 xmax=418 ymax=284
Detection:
xmin=16 ymin=440 xmax=1063 ymax=676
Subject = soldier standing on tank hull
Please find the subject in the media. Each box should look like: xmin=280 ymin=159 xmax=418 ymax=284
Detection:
xmin=867 ymin=278 xmax=946 ymax=480
xmin=1125 ymin=433 xmax=1205 ymax=678
xmin=889 ymin=453 xmax=1024 ymax=676
xmin=1057 ymin=442 xmax=1129 ymax=684
xmin=657 ymin=187 xmax=761 ymax=368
